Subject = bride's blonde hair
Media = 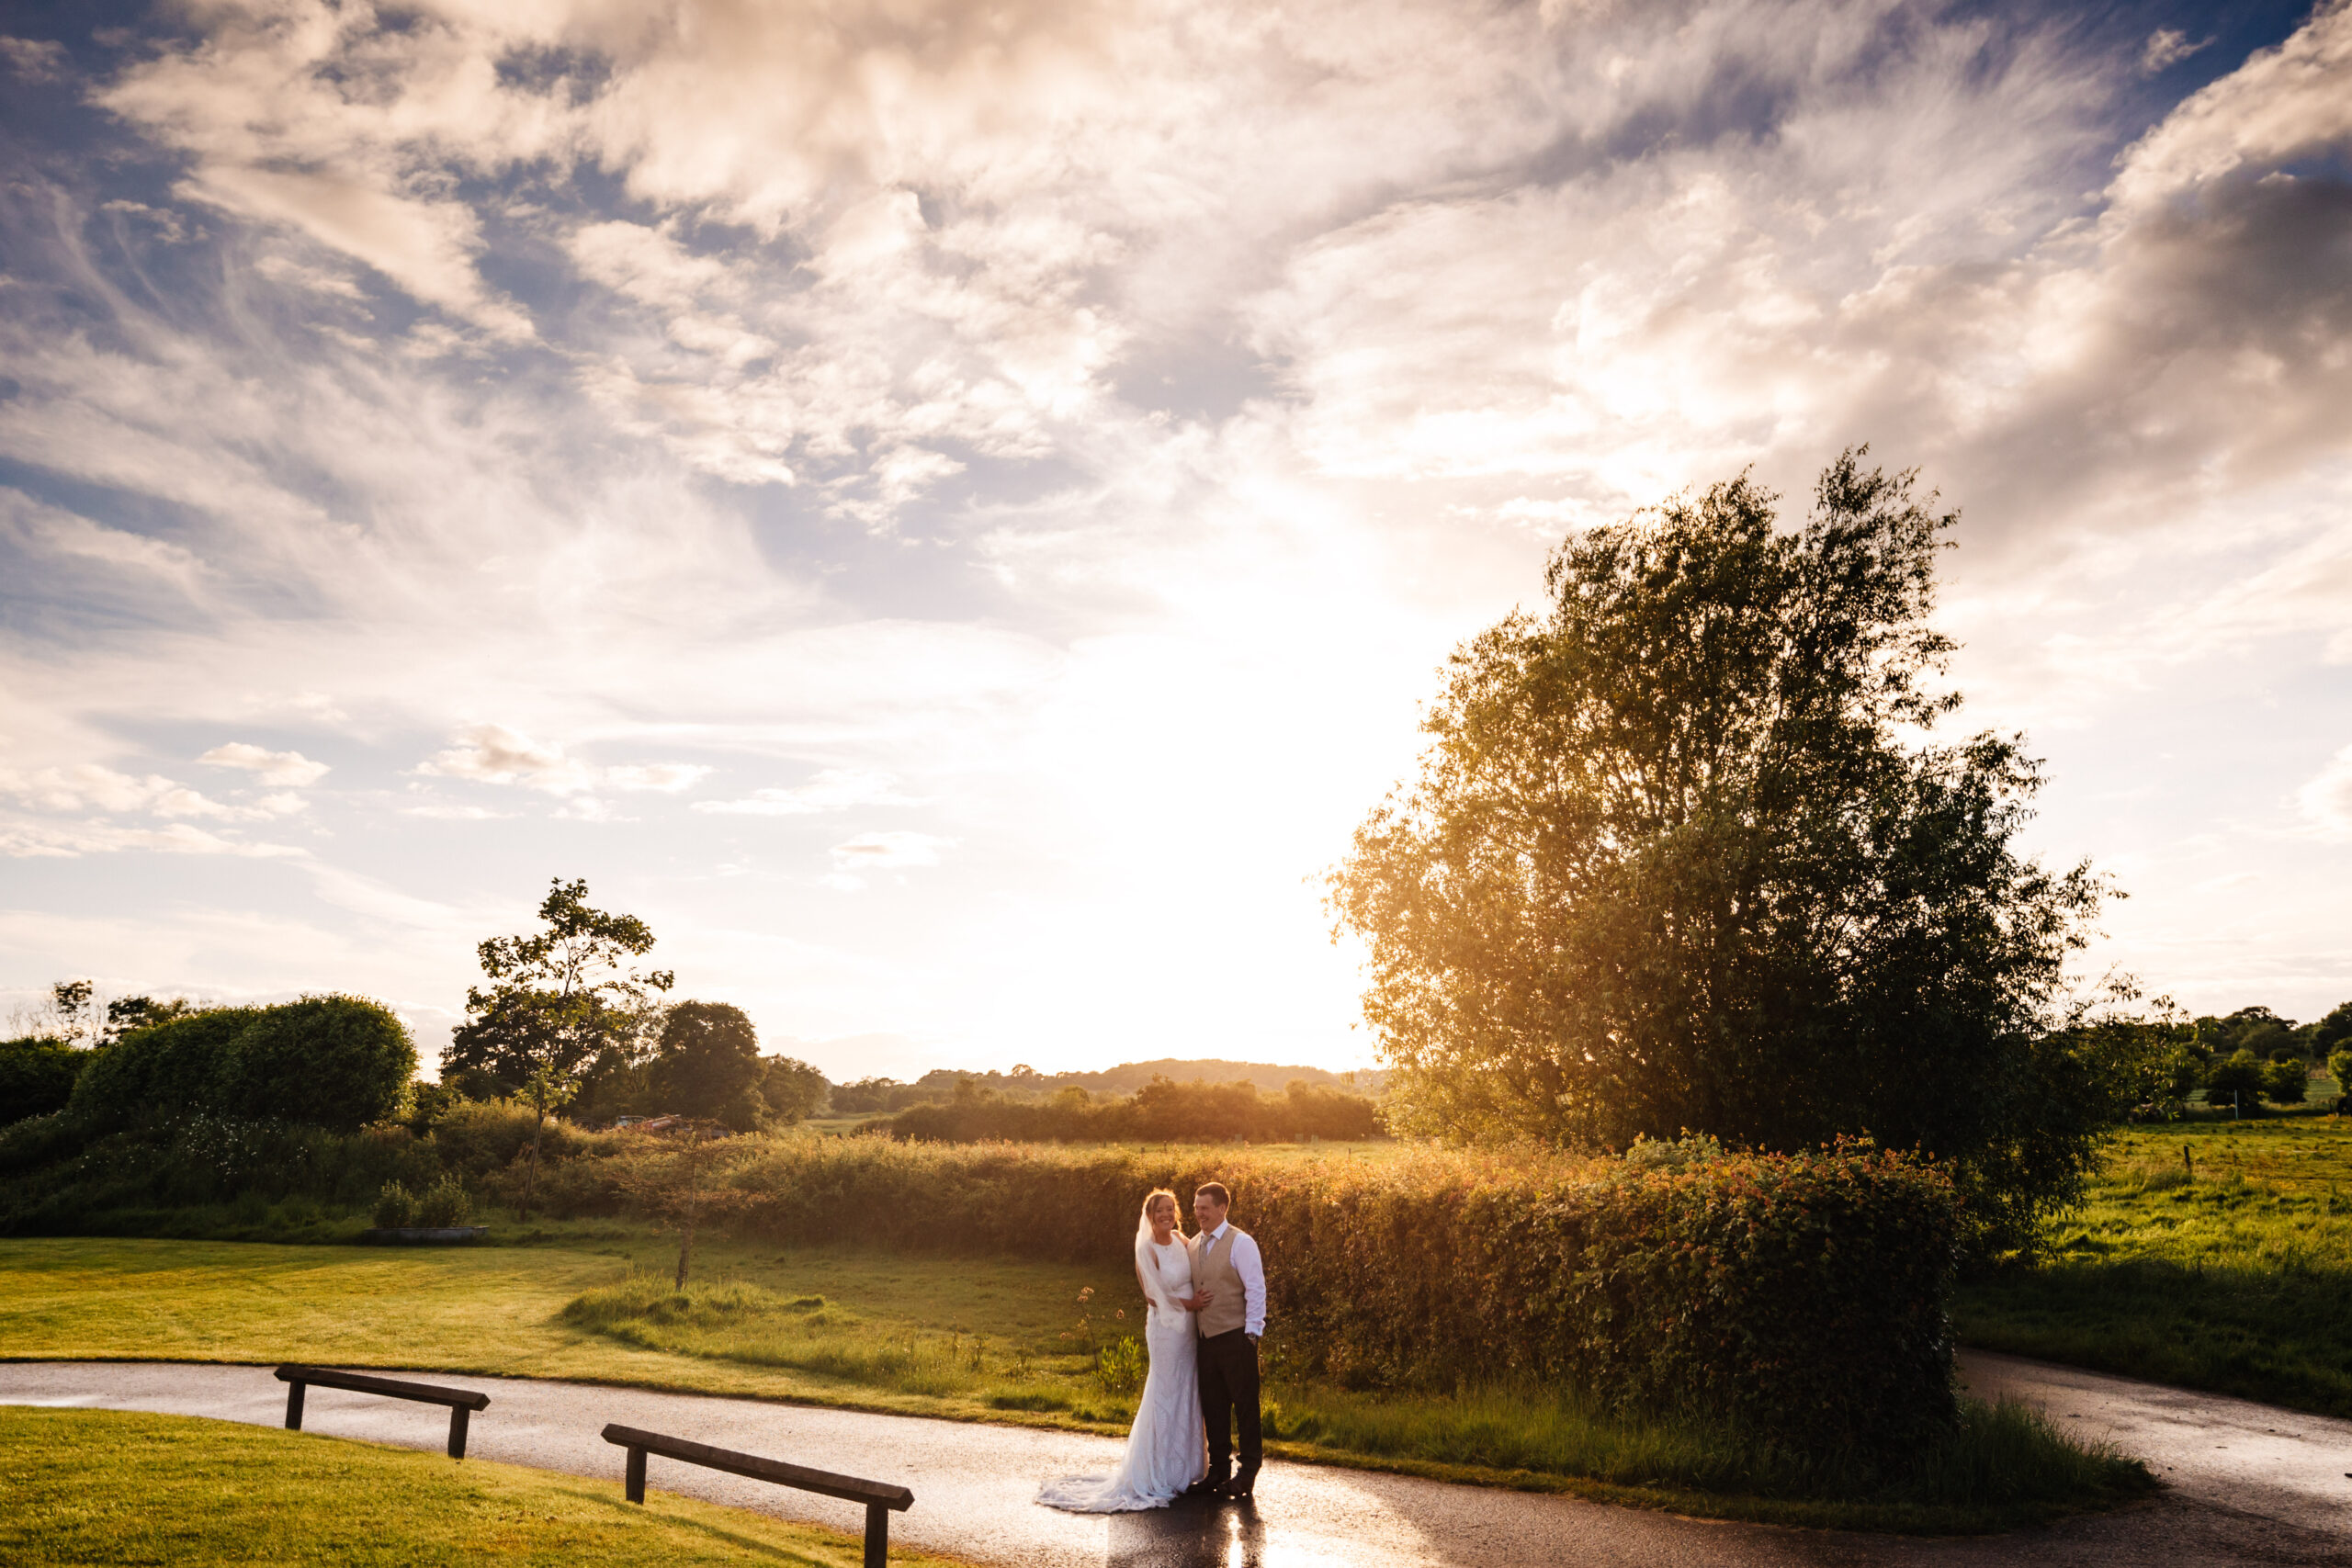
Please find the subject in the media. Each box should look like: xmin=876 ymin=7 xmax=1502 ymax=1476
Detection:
xmin=1136 ymin=1188 xmax=1182 ymax=1238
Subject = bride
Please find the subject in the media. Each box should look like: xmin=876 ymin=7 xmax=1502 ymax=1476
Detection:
xmin=1037 ymin=1190 xmax=1207 ymax=1511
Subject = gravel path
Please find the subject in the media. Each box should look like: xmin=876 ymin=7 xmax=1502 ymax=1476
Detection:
xmin=5 ymin=1354 xmax=2349 ymax=1566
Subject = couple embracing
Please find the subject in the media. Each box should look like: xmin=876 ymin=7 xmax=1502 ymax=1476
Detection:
xmin=1038 ymin=1181 xmax=1264 ymax=1512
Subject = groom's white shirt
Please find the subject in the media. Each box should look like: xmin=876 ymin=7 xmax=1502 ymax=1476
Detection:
xmin=1197 ymin=1221 xmax=1266 ymax=1337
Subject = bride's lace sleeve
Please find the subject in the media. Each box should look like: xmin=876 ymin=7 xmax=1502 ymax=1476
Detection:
xmin=1133 ymin=1233 xmax=1182 ymax=1317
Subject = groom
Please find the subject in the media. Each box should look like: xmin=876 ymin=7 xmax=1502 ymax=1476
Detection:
xmin=1183 ymin=1181 xmax=1264 ymax=1503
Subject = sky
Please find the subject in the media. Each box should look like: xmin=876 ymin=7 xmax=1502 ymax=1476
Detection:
xmin=1 ymin=0 xmax=2349 ymax=1082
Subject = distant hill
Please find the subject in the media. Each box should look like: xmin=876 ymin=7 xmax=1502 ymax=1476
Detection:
xmin=826 ymin=1056 xmax=1385 ymax=1114
xmin=931 ymin=1058 xmax=1387 ymax=1097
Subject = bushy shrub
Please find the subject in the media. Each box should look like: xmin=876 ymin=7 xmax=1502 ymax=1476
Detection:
xmin=211 ymin=996 xmax=416 ymax=1132
xmin=0 ymin=1111 xmax=86 ymax=1178
xmin=414 ymin=1175 xmax=473 ymax=1227
xmin=2203 ymin=1049 xmax=2267 ymax=1112
xmin=66 ymin=1010 xmax=257 ymax=1130
xmin=62 ymin=998 xmax=413 ymax=1134
xmin=716 ymin=1135 xmax=1956 ymax=1457
xmin=375 ymin=1180 xmax=415 ymax=1227
xmin=430 ymin=1098 xmax=578 ymax=1175
xmin=2330 ymin=1049 xmax=2352 ymax=1100
xmin=0 ymin=1037 xmax=87 ymax=1126
xmin=1095 ymin=1335 xmax=1146 ymax=1395
xmin=2263 ymin=1056 xmax=2310 ymax=1105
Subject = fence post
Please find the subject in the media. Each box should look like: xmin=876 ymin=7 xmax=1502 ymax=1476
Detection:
xmin=284 ymin=1380 xmax=306 ymax=1431
xmin=865 ymin=1500 xmax=888 ymax=1568
xmin=626 ymin=1446 xmax=647 ymax=1505
xmin=447 ymin=1404 xmax=470 ymax=1460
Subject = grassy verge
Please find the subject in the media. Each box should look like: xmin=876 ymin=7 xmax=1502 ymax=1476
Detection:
xmin=1955 ymin=1108 xmax=2352 ymax=1418
xmin=0 ymin=1406 xmax=973 ymax=1566
xmin=0 ymin=1235 xmax=2148 ymax=1532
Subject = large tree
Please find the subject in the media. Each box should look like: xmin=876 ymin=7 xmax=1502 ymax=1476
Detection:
xmin=1331 ymin=450 xmax=2120 ymax=1253
xmin=443 ymin=877 xmax=672 ymax=1218
xmin=650 ymin=1001 xmax=765 ymax=1129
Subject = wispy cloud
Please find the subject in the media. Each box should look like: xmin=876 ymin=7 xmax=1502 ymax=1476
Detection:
xmin=2301 ymin=745 xmax=2352 ymax=840
xmin=2142 ymin=28 xmax=2213 ymax=73
xmin=199 ymin=743 xmax=331 ymax=787
xmin=694 ymin=769 xmax=914 ymax=817
xmin=831 ymin=831 xmax=952 ymax=871
xmin=414 ymin=726 xmax=708 ymax=799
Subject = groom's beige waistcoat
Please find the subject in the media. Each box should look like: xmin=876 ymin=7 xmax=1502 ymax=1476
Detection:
xmin=1190 ymin=1226 xmax=1250 ymax=1337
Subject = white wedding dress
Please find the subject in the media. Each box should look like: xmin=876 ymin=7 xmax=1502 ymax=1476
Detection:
xmin=1036 ymin=1228 xmax=1206 ymax=1511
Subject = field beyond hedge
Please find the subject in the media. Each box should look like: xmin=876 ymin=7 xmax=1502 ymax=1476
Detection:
xmin=1956 ymin=1109 xmax=2352 ymax=1417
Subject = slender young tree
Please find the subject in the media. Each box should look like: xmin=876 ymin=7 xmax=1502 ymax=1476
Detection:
xmin=611 ymin=1121 xmax=748 ymax=1288
xmin=444 ymin=878 xmax=672 ymax=1221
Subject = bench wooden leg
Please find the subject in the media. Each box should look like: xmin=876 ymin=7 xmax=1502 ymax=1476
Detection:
xmin=865 ymin=1501 xmax=888 ymax=1568
xmin=626 ymin=1446 xmax=646 ymax=1505
xmin=447 ymin=1404 xmax=469 ymax=1460
xmin=284 ymin=1382 xmax=305 ymax=1431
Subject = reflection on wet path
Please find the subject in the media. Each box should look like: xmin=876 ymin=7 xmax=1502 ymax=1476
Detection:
xmin=1105 ymin=1501 xmax=1270 ymax=1568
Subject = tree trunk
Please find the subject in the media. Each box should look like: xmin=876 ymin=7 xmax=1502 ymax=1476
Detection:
xmin=521 ymin=1089 xmax=545 ymax=1223
xmin=674 ymin=1175 xmax=698 ymax=1289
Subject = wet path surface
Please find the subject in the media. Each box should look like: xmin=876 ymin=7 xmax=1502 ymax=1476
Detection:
xmin=4 ymin=1356 xmax=2349 ymax=1565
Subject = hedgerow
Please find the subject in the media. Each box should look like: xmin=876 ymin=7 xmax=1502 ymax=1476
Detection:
xmin=715 ymin=1134 xmax=1957 ymax=1457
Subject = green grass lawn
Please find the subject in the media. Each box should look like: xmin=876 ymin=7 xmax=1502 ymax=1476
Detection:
xmin=0 ymin=1234 xmax=2147 ymax=1533
xmin=0 ymin=1406 xmax=971 ymax=1566
xmin=0 ymin=1233 xmax=1138 ymax=1420
xmin=1956 ymin=1100 xmax=2352 ymax=1417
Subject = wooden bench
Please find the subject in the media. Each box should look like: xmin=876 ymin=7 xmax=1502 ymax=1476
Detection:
xmin=274 ymin=1365 xmax=491 ymax=1459
xmin=601 ymin=1422 xmax=914 ymax=1567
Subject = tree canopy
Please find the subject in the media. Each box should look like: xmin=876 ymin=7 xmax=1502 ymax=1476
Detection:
xmin=650 ymin=1001 xmax=765 ymax=1128
xmin=441 ymin=877 xmax=673 ymax=1100
xmin=1331 ymin=450 xmax=2117 ymax=1251
xmin=443 ymin=877 xmax=673 ymax=1218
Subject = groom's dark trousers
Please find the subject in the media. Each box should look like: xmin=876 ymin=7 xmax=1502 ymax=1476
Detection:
xmin=1197 ymin=1327 xmax=1261 ymax=1483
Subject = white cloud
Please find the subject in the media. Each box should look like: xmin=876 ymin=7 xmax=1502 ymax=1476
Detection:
xmin=604 ymin=763 xmax=714 ymax=794
xmin=830 ymin=831 xmax=953 ymax=871
xmin=396 ymin=801 xmax=509 ymax=820
xmin=694 ymin=769 xmax=914 ymax=816
xmin=416 ymin=726 xmax=599 ymax=795
xmin=2142 ymin=29 xmax=2211 ymax=74
xmin=2301 ymin=745 xmax=2352 ymax=839
xmin=414 ymin=727 xmax=711 ymax=801
xmin=0 ymin=36 xmax=67 ymax=82
xmin=0 ymin=764 xmax=242 ymax=820
xmin=0 ymin=818 xmax=307 ymax=860
xmin=199 ymin=742 xmax=332 ymax=786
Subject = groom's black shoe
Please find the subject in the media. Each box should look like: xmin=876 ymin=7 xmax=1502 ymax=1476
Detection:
xmin=1221 ymin=1469 xmax=1259 ymax=1503
xmin=1180 ymin=1474 xmax=1228 ymax=1502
